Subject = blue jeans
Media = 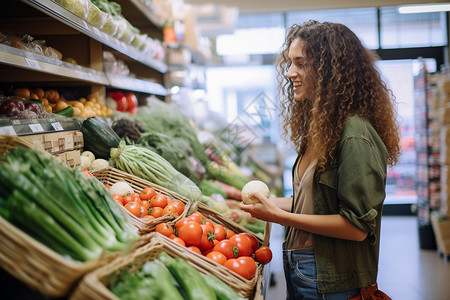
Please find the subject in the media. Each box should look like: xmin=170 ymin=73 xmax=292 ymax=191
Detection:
xmin=283 ymin=248 xmax=360 ymax=300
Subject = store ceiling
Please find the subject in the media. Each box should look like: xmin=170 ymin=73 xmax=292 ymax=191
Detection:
xmin=184 ymin=0 xmax=449 ymax=14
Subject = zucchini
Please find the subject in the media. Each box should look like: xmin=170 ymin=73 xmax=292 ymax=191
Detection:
xmin=158 ymin=252 xmax=216 ymax=300
xmin=81 ymin=116 xmax=121 ymax=159
xmin=55 ymin=105 xmax=74 ymax=117
xmin=202 ymin=273 xmax=247 ymax=300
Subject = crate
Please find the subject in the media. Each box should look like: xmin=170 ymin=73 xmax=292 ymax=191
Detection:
xmin=70 ymin=232 xmax=264 ymax=300
xmin=92 ymin=167 xmax=192 ymax=234
xmin=1 ymin=132 xmax=82 ymax=167
xmin=431 ymin=213 xmax=450 ymax=255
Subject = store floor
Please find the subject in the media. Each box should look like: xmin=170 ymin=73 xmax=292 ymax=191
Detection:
xmin=265 ymin=216 xmax=450 ymax=300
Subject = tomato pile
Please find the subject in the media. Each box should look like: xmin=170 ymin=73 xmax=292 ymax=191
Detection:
xmin=112 ymin=187 xmax=185 ymax=221
xmin=155 ymin=212 xmax=272 ymax=280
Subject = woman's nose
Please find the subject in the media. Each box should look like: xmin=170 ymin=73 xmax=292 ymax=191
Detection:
xmin=286 ymin=65 xmax=297 ymax=79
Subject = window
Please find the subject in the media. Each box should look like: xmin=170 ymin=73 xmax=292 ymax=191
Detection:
xmin=286 ymin=8 xmax=379 ymax=49
xmin=380 ymin=6 xmax=447 ymax=48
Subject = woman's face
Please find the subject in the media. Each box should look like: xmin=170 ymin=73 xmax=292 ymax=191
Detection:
xmin=286 ymin=38 xmax=315 ymax=102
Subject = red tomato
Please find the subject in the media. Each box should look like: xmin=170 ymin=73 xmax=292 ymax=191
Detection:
xmin=140 ymin=206 xmax=148 ymax=217
xmin=129 ymin=193 xmax=142 ymax=205
xmin=213 ymin=240 xmax=239 ymax=259
xmin=174 ymin=217 xmax=190 ymax=230
xmin=169 ymin=199 xmax=185 ymax=215
xmin=141 ymin=200 xmax=150 ymax=213
xmin=191 ymin=212 xmax=206 ymax=219
xmin=155 ymin=223 xmax=174 ymax=237
xmin=142 ymin=215 xmax=155 ymax=221
xmin=140 ymin=187 xmax=156 ymax=200
xmin=123 ymin=193 xmax=141 ymax=206
xmin=163 ymin=204 xmax=178 ymax=216
xmin=204 ymin=219 xmax=214 ymax=228
xmin=254 ymin=246 xmax=272 ymax=265
xmin=112 ymin=194 xmax=123 ymax=205
xmin=150 ymin=194 xmax=168 ymax=208
xmin=237 ymin=256 xmax=257 ymax=279
xmin=230 ymin=234 xmax=253 ymax=257
xmin=104 ymin=184 xmax=111 ymax=190
xmin=149 ymin=206 xmax=164 ymax=218
xmin=226 ymin=229 xmax=235 ymax=239
xmin=187 ymin=246 xmax=202 ymax=255
xmin=214 ymin=224 xmax=226 ymax=241
xmin=108 ymin=91 xmax=127 ymax=112
xmin=206 ymin=251 xmax=227 ymax=265
xmin=178 ymin=221 xmax=202 ymax=246
xmin=188 ymin=214 xmax=203 ymax=224
xmin=223 ymin=258 xmax=251 ymax=280
xmin=202 ymin=248 xmax=214 ymax=256
xmin=125 ymin=92 xmax=138 ymax=113
xmin=114 ymin=199 xmax=123 ymax=206
xmin=170 ymin=236 xmax=186 ymax=247
xmin=199 ymin=224 xmax=215 ymax=252
xmin=124 ymin=202 xmax=142 ymax=218
xmin=241 ymin=233 xmax=259 ymax=253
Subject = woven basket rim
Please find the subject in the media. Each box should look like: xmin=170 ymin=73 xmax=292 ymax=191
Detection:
xmin=0 ymin=215 xmax=118 ymax=297
xmin=71 ymin=232 xmax=261 ymax=299
xmin=92 ymin=167 xmax=192 ymax=234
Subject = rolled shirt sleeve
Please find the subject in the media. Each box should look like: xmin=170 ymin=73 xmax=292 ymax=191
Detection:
xmin=337 ymin=135 xmax=388 ymax=244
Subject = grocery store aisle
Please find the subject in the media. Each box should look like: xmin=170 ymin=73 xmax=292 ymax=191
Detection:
xmin=265 ymin=215 xmax=450 ymax=300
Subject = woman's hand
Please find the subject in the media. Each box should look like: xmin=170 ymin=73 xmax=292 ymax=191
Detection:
xmin=239 ymin=192 xmax=283 ymax=223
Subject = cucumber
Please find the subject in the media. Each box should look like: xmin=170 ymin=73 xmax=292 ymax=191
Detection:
xmin=55 ymin=105 xmax=74 ymax=117
xmin=81 ymin=116 xmax=121 ymax=159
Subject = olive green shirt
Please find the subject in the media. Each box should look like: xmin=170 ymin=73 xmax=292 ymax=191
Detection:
xmin=287 ymin=115 xmax=388 ymax=293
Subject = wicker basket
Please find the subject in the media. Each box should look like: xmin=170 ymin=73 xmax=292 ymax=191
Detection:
xmin=189 ymin=201 xmax=269 ymax=246
xmin=70 ymin=232 xmax=263 ymax=300
xmin=0 ymin=134 xmax=36 ymax=156
xmin=0 ymin=215 xmax=120 ymax=298
xmin=92 ymin=167 xmax=192 ymax=234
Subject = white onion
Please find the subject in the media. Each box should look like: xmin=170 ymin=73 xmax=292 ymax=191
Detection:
xmin=241 ymin=180 xmax=270 ymax=204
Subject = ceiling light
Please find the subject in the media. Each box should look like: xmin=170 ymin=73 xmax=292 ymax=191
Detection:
xmin=398 ymin=3 xmax=450 ymax=14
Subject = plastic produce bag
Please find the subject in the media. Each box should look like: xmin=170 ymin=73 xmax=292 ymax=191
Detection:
xmin=86 ymin=2 xmax=107 ymax=29
xmin=53 ymin=0 xmax=90 ymax=19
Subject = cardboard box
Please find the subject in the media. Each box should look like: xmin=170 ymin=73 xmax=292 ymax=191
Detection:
xmin=17 ymin=131 xmax=83 ymax=167
xmin=64 ymin=150 xmax=81 ymax=168
xmin=431 ymin=213 xmax=450 ymax=255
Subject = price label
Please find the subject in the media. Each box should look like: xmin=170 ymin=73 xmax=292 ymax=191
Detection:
xmin=0 ymin=126 xmax=16 ymax=135
xmin=25 ymin=58 xmax=41 ymax=70
xmin=29 ymin=123 xmax=44 ymax=133
xmin=51 ymin=122 xmax=64 ymax=131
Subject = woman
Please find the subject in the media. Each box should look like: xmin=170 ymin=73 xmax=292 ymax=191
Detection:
xmin=240 ymin=20 xmax=400 ymax=299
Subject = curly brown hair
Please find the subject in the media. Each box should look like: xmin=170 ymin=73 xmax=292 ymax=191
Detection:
xmin=276 ymin=20 xmax=401 ymax=170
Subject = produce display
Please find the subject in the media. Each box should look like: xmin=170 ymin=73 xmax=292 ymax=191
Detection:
xmin=154 ymin=211 xmax=272 ymax=281
xmin=0 ymin=0 xmax=276 ymax=299
xmin=81 ymin=116 xmax=121 ymax=159
xmin=110 ymin=140 xmax=203 ymax=203
xmin=0 ymin=87 xmax=113 ymax=118
xmin=110 ymin=183 xmax=186 ymax=221
xmin=0 ymin=147 xmax=139 ymax=262
xmin=109 ymin=251 xmax=246 ymax=300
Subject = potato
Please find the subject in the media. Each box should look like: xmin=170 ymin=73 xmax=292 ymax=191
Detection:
xmin=55 ymin=100 xmax=68 ymax=112
xmin=13 ymin=87 xmax=30 ymax=98
xmin=34 ymin=88 xmax=45 ymax=98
